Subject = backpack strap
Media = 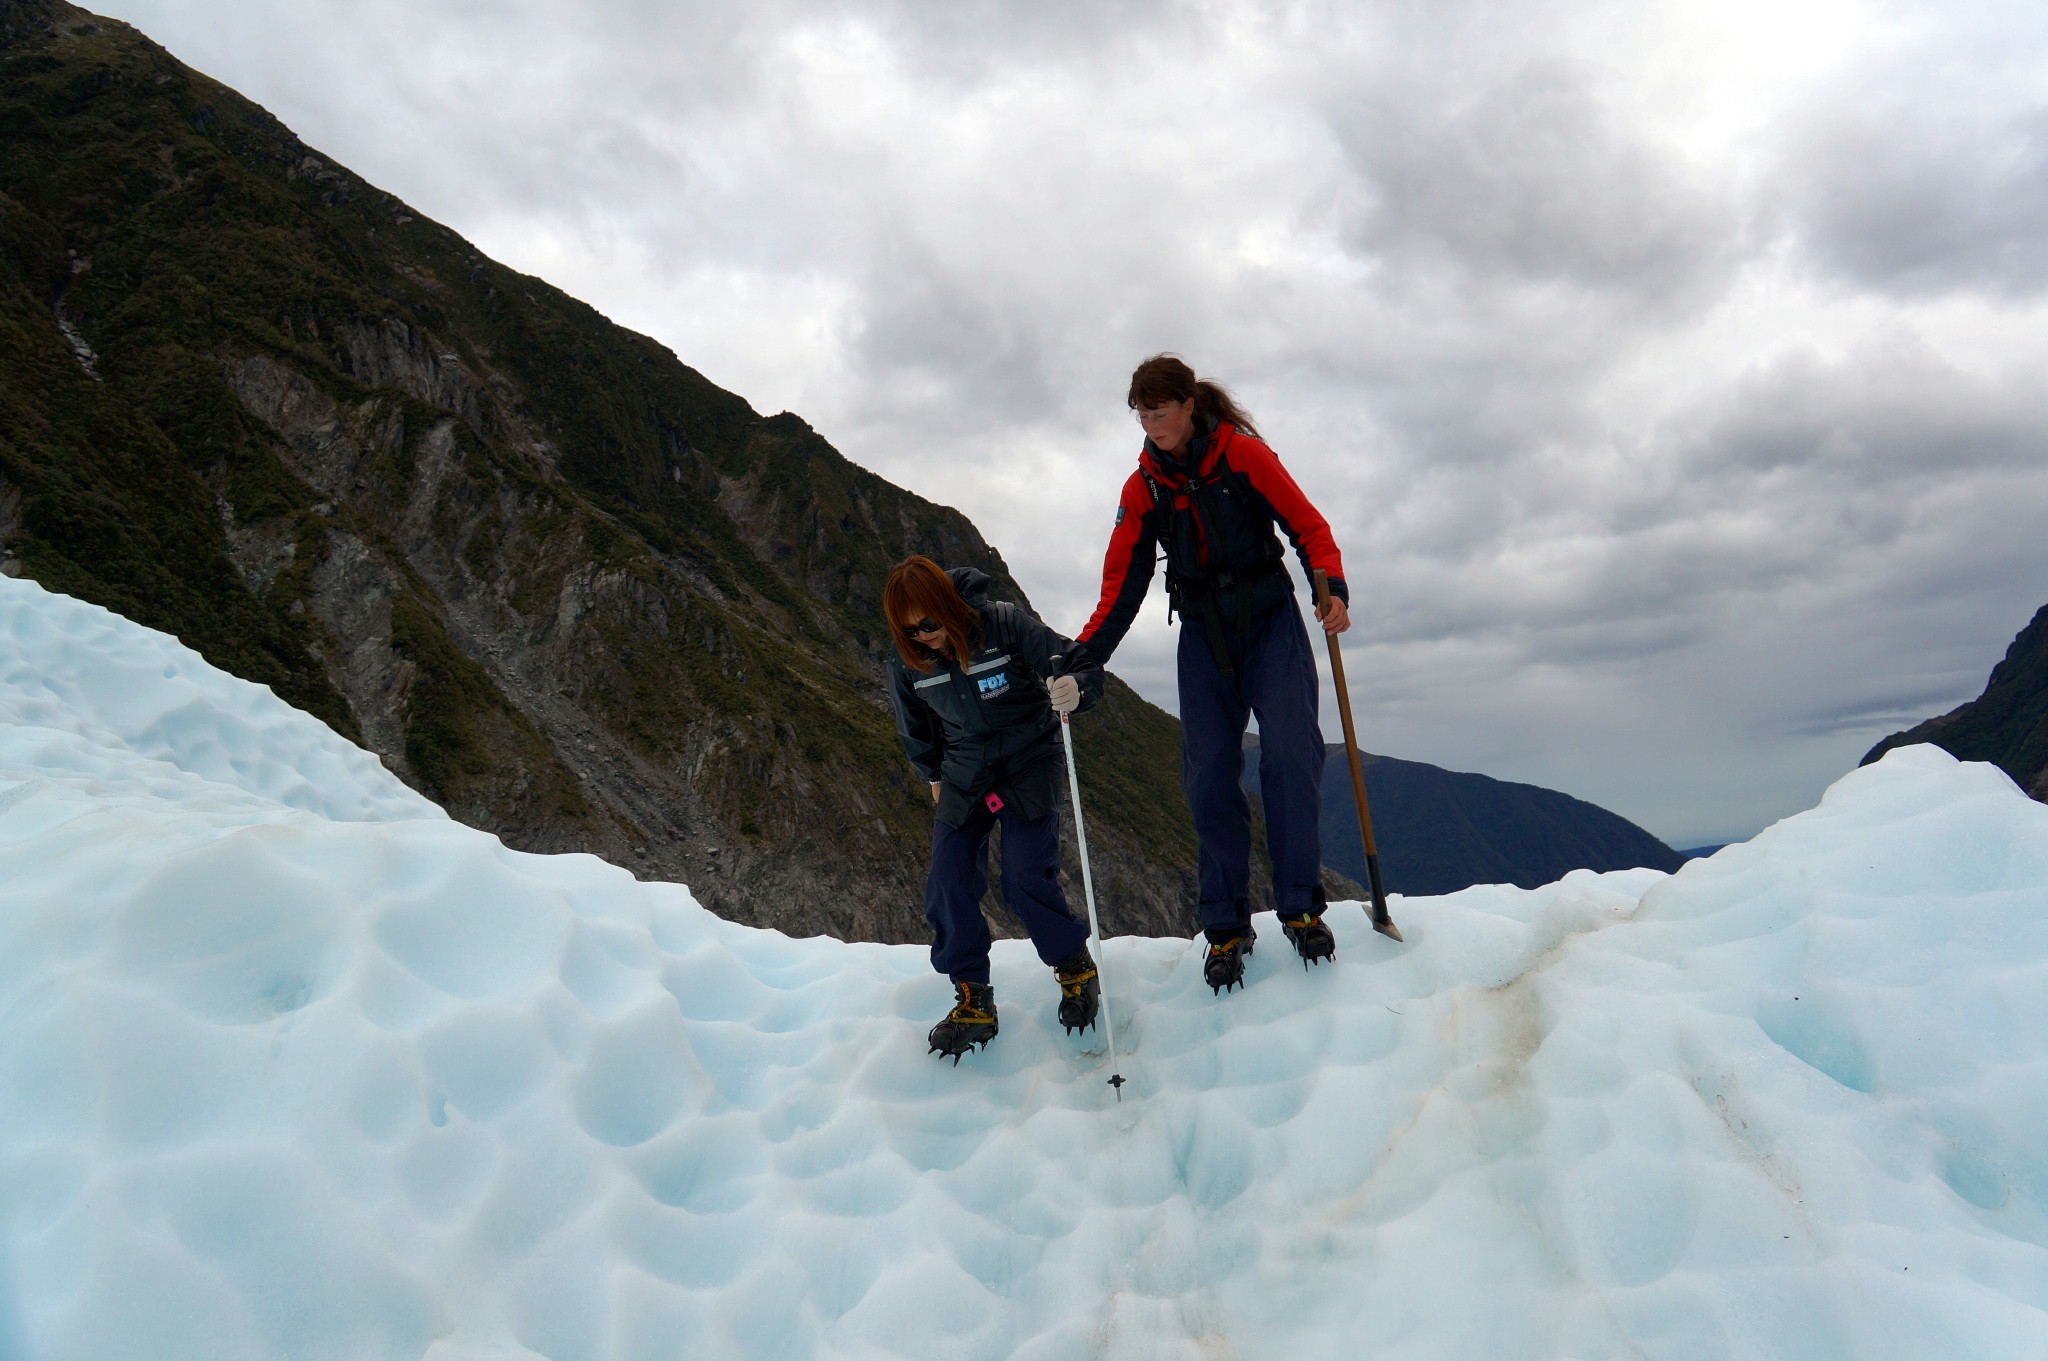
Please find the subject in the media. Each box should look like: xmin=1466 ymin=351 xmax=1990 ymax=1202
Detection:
xmin=1140 ymin=467 xmax=1169 ymax=519
xmin=1142 ymin=433 xmax=1276 ymax=678
xmin=1139 ymin=467 xmax=1183 ymax=626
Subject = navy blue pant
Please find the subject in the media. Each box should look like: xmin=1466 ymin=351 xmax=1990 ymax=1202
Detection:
xmin=925 ymin=801 xmax=1090 ymax=985
xmin=1179 ymin=598 xmax=1326 ymax=934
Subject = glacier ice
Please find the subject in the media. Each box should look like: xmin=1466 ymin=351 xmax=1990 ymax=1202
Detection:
xmin=2 ymin=575 xmax=2046 ymax=1360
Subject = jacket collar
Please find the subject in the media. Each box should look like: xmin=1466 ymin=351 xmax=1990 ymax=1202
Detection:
xmin=1139 ymin=418 xmax=1230 ymax=489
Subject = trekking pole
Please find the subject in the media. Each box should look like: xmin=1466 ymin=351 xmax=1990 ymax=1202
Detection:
xmin=1058 ymin=709 xmax=1127 ymax=1099
xmin=1314 ymin=570 xmax=1403 ymax=942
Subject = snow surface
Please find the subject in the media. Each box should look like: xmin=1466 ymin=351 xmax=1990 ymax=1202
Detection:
xmin=3 ymin=572 xmax=2048 ymax=1361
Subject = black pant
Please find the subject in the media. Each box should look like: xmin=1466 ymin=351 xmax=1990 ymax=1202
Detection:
xmin=924 ymin=801 xmax=1089 ymax=984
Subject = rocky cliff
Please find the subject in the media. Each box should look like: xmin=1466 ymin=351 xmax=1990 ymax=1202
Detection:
xmin=0 ymin=0 xmax=1202 ymax=941
xmin=1863 ymin=602 xmax=2048 ymax=803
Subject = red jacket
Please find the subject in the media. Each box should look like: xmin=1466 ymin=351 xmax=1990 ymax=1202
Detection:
xmin=1078 ymin=422 xmax=1346 ymax=662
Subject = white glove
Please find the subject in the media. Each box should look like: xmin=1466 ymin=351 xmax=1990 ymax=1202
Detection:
xmin=1047 ymin=674 xmax=1080 ymax=714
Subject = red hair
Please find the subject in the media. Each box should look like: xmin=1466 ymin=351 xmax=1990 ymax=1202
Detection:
xmin=883 ymin=556 xmax=979 ymax=673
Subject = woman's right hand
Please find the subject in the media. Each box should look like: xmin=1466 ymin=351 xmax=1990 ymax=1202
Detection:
xmin=931 ymin=782 xmax=941 ymax=804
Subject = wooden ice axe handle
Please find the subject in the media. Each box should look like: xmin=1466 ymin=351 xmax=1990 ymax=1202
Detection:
xmin=1314 ymin=569 xmax=1402 ymax=942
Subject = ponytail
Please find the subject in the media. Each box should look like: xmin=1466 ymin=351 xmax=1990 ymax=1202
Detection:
xmin=1192 ymin=379 xmax=1260 ymax=441
xmin=1127 ymin=354 xmax=1261 ymax=440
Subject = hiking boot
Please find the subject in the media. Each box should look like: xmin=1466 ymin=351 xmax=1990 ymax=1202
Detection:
xmin=928 ymin=981 xmax=998 ymax=1063
xmin=1282 ymin=912 xmax=1335 ymax=966
xmin=1204 ymin=929 xmax=1255 ymax=994
xmin=1053 ymin=948 xmax=1100 ymax=1034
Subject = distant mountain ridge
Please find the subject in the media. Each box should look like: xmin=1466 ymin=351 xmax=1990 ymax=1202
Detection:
xmin=1245 ymin=740 xmax=1685 ymax=896
xmin=1863 ymin=601 xmax=2048 ymax=802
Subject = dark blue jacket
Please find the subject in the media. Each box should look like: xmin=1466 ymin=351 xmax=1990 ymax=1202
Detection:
xmin=888 ymin=568 xmax=1104 ymax=826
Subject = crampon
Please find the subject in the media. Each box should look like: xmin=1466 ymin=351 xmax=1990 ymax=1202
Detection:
xmin=1054 ymin=949 xmax=1100 ymax=1034
xmin=928 ymin=981 xmax=998 ymax=1063
xmin=1282 ymin=913 xmax=1336 ymax=966
xmin=1204 ymin=931 xmax=1255 ymax=994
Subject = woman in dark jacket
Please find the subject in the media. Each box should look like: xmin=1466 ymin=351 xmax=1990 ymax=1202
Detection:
xmin=884 ymin=555 xmax=1106 ymax=1061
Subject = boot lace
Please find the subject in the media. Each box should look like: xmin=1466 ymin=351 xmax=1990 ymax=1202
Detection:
xmin=947 ymin=986 xmax=995 ymax=1024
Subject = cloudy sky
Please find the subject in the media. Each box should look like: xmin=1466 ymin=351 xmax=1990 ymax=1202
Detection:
xmin=95 ymin=0 xmax=2048 ymax=846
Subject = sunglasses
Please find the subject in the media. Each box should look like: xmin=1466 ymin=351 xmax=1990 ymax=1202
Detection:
xmin=904 ymin=618 xmax=943 ymax=638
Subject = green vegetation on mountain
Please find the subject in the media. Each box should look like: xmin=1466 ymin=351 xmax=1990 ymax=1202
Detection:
xmin=1863 ymin=603 xmax=2048 ymax=803
xmin=0 ymin=0 xmax=1197 ymax=940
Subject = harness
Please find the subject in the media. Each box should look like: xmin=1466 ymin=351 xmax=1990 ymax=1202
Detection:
xmin=1140 ymin=432 xmax=1285 ymax=677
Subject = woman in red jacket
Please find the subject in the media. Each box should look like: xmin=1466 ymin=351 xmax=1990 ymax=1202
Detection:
xmin=1076 ymin=355 xmax=1351 ymax=993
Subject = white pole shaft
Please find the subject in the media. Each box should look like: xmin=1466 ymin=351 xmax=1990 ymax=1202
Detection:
xmin=1059 ymin=713 xmax=1124 ymax=1097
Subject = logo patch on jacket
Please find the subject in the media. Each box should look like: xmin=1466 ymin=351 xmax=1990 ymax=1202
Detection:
xmin=1114 ymin=505 xmax=1125 ymax=526
xmin=976 ymin=673 xmax=1010 ymax=699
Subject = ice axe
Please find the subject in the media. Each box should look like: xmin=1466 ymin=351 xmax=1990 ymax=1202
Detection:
xmin=1052 ymin=659 xmax=1126 ymax=1099
xmin=1314 ymin=570 xmax=1402 ymax=943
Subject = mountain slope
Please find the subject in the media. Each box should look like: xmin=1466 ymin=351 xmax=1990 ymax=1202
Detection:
xmin=0 ymin=0 xmax=1198 ymax=940
xmin=1246 ymin=739 xmax=1685 ymax=894
xmin=1862 ymin=601 xmax=2048 ymax=802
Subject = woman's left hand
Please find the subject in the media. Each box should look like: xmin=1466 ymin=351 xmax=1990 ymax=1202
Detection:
xmin=1317 ymin=596 xmax=1351 ymax=635
xmin=1047 ymin=674 xmax=1081 ymax=713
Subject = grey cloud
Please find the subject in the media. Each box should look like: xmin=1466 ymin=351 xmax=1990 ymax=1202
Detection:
xmin=1320 ymin=60 xmax=1740 ymax=307
xmin=846 ymin=231 xmax=1081 ymax=425
xmin=1779 ymin=100 xmax=2048 ymax=298
xmin=1686 ymin=343 xmax=2048 ymax=490
xmin=858 ymin=0 xmax=1179 ymax=81
xmin=1765 ymin=0 xmax=2048 ymax=298
xmin=1791 ymin=684 xmax=1978 ymax=741
xmin=1347 ymin=336 xmax=2048 ymax=705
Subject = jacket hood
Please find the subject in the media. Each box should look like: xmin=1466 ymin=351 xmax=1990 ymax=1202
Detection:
xmin=947 ymin=566 xmax=995 ymax=610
